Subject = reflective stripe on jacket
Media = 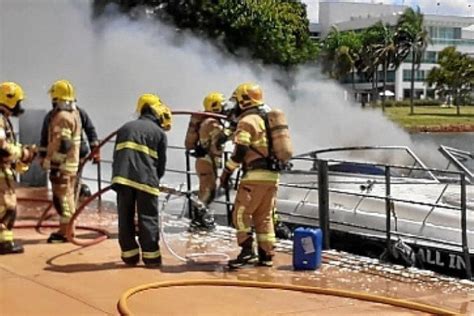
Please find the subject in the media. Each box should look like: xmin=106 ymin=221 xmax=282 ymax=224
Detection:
xmin=112 ymin=114 xmax=167 ymax=196
xmin=226 ymin=109 xmax=279 ymax=184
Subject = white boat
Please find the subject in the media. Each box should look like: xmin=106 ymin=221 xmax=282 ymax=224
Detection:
xmin=208 ymin=145 xmax=474 ymax=278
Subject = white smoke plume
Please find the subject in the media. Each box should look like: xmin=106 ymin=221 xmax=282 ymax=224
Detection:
xmin=0 ymin=0 xmax=442 ymax=185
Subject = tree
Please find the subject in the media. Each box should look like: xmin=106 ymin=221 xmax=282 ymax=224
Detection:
xmin=357 ymin=22 xmax=387 ymax=104
xmin=320 ymin=27 xmax=362 ymax=89
xmin=93 ymin=0 xmax=318 ymax=67
xmin=427 ymin=47 xmax=474 ymax=115
xmin=395 ymin=7 xmax=430 ymax=115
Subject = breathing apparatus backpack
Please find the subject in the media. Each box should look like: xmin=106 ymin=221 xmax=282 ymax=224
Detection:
xmin=252 ymin=107 xmax=293 ymax=171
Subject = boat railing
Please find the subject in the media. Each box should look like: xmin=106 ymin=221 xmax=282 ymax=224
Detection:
xmin=293 ymin=146 xmax=441 ymax=183
xmin=80 ymin=139 xmax=472 ymax=278
xmin=283 ymin=157 xmax=472 ymax=279
xmin=439 ymin=145 xmax=474 ymax=184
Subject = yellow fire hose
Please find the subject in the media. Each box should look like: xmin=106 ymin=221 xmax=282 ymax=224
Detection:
xmin=117 ymin=279 xmax=459 ymax=315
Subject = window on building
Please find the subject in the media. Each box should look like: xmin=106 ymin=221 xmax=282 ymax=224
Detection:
xmin=403 ymin=89 xmax=411 ymax=98
xmin=403 ymin=89 xmax=424 ymax=99
xmin=403 ymin=70 xmax=425 ymax=82
xmin=430 ymin=26 xmax=460 ymax=40
xmin=454 ymin=28 xmax=461 ymax=39
xmin=405 ymin=51 xmax=437 ymax=63
xmin=425 ymin=51 xmax=437 ymax=63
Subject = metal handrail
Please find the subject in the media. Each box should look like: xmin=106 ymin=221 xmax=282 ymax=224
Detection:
xmin=82 ymin=139 xmax=472 ymax=279
xmin=439 ymin=145 xmax=474 ymax=183
xmin=293 ymin=146 xmax=440 ymax=182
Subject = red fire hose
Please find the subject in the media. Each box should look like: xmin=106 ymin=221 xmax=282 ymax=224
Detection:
xmin=16 ymin=110 xmax=226 ymax=247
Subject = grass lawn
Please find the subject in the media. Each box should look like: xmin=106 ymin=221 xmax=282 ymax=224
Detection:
xmin=383 ymin=106 xmax=474 ymax=132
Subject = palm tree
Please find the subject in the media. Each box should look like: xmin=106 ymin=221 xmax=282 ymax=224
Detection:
xmin=395 ymin=7 xmax=430 ymax=114
xmin=374 ymin=23 xmax=405 ymax=111
xmin=358 ymin=23 xmax=386 ymax=105
xmin=320 ymin=27 xmax=362 ymax=90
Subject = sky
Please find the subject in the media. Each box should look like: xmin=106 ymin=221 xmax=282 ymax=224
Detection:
xmin=303 ymin=0 xmax=474 ymax=22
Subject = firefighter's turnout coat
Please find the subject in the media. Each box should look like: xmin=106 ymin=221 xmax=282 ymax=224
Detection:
xmin=111 ymin=113 xmax=167 ymax=264
xmin=44 ymin=104 xmax=82 ymax=231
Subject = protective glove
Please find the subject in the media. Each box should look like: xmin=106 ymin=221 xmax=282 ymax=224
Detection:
xmin=21 ymin=144 xmax=38 ymax=163
xmin=216 ymin=129 xmax=232 ymax=149
xmin=90 ymin=145 xmax=101 ymax=164
xmin=15 ymin=161 xmax=29 ymax=174
xmin=190 ymin=144 xmax=207 ymax=158
xmin=219 ymin=169 xmax=232 ymax=190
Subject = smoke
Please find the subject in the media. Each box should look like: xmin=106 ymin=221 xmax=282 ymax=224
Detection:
xmin=1 ymin=0 xmax=441 ymax=183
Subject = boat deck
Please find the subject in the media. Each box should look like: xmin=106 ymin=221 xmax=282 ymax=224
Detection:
xmin=2 ymin=188 xmax=474 ymax=315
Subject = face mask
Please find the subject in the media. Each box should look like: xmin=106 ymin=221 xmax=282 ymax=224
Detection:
xmin=11 ymin=101 xmax=25 ymax=117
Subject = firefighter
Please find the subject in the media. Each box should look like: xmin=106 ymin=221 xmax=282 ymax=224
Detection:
xmin=0 ymin=82 xmax=37 ymax=254
xmin=40 ymin=99 xmax=100 ymax=199
xmin=111 ymin=94 xmax=171 ymax=267
xmin=186 ymin=92 xmax=230 ymax=231
xmin=42 ymin=80 xmax=82 ymax=243
xmin=220 ymin=82 xmax=281 ymax=269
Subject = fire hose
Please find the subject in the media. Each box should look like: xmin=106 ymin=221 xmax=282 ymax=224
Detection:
xmin=116 ymin=279 xmax=458 ymax=316
xmin=16 ymin=110 xmax=230 ymax=248
xmin=158 ymin=186 xmax=230 ymax=264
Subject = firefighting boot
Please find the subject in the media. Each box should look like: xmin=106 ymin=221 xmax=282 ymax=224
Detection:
xmin=143 ymin=248 xmax=162 ymax=268
xmin=257 ymin=247 xmax=273 ymax=267
xmin=143 ymin=256 xmax=162 ymax=269
xmin=79 ymin=184 xmax=92 ymax=200
xmin=47 ymin=232 xmax=68 ymax=244
xmin=47 ymin=223 xmax=70 ymax=243
xmin=188 ymin=206 xmax=216 ymax=232
xmin=0 ymin=241 xmax=24 ymax=255
xmin=228 ymin=239 xmax=258 ymax=270
xmin=122 ymin=254 xmax=140 ymax=266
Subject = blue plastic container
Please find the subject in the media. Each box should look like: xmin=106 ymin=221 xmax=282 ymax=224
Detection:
xmin=293 ymin=227 xmax=323 ymax=270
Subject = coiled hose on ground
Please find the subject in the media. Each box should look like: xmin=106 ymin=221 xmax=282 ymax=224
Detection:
xmin=116 ymin=279 xmax=458 ymax=316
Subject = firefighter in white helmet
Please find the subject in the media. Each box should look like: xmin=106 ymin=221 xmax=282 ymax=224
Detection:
xmin=0 ymin=82 xmax=37 ymax=254
xmin=42 ymin=80 xmax=82 ymax=243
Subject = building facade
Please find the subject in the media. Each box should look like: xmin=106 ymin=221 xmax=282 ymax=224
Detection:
xmin=311 ymin=2 xmax=474 ymax=101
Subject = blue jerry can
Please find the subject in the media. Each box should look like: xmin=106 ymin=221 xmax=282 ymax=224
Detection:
xmin=293 ymin=227 xmax=323 ymax=270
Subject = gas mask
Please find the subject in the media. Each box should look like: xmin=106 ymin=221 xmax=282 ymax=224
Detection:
xmin=11 ymin=101 xmax=25 ymax=117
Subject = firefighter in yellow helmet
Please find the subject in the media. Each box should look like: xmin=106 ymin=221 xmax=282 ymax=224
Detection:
xmin=219 ymin=82 xmax=279 ymax=269
xmin=42 ymin=80 xmax=82 ymax=243
xmin=111 ymin=94 xmax=171 ymax=267
xmin=184 ymin=92 xmax=231 ymax=231
xmin=0 ymin=82 xmax=37 ymax=254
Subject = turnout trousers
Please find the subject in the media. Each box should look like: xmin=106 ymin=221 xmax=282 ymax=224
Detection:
xmin=195 ymin=157 xmax=217 ymax=205
xmin=0 ymin=171 xmax=17 ymax=244
xmin=115 ymin=184 xmax=160 ymax=264
xmin=232 ymin=181 xmax=278 ymax=256
xmin=50 ymin=170 xmax=77 ymax=236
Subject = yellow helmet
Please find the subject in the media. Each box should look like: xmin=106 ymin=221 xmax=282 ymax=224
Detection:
xmin=203 ymin=92 xmax=225 ymax=113
xmin=48 ymin=80 xmax=76 ymax=102
xmin=232 ymin=82 xmax=263 ymax=110
xmin=0 ymin=82 xmax=25 ymax=109
xmin=151 ymin=103 xmax=172 ymax=131
xmin=136 ymin=93 xmax=161 ymax=114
